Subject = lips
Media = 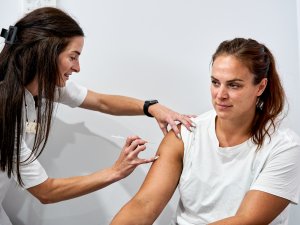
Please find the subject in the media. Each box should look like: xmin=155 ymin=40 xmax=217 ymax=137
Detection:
xmin=216 ymin=103 xmax=232 ymax=109
xmin=64 ymin=74 xmax=71 ymax=80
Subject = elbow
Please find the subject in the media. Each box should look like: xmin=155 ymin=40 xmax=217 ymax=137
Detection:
xmin=34 ymin=191 xmax=58 ymax=204
xmin=37 ymin=195 xmax=55 ymax=204
xmin=38 ymin=198 xmax=50 ymax=204
xmin=28 ymin=178 xmax=59 ymax=204
xmin=133 ymin=198 xmax=162 ymax=224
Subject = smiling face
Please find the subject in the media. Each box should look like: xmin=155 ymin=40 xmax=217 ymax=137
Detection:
xmin=211 ymin=54 xmax=267 ymax=122
xmin=57 ymin=36 xmax=84 ymax=87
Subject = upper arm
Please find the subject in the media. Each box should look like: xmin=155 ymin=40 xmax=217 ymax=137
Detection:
xmin=27 ymin=178 xmax=53 ymax=204
xmin=237 ymin=142 xmax=300 ymax=224
xmin=209 ymin=190 xmax=290 ymax=225
xmin=210 ymin=190 xmax=290 ymax=225
xmin=16 ymin=140 xmax=48 ymax=190
xmin=210 ymin=144 xmax=300 ymax=225
xmin=79 ymin=90 xmax=106 ymax=112
xmin=136 ymin=127 xmax=184 ymax=211
xmin=111 ymin=126 xmax=184 ymax=224
xmin=237 ymin=190 xmax=289 ymax=224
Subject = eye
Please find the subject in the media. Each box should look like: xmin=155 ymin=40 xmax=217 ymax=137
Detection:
xmin=211 ymin=79 xmax=220 ymax=87
xmin=69 ymin=55 xmax=79 ymax=62
xmin=228 ymin=83 xmax=241 ymax=89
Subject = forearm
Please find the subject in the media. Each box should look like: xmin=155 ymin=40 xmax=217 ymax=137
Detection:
xmin=209 ymin=216 xmax=252 ymax=225
xmin=110 ymin=198 xmax=159 ymax=225
xmin=28 ymin=167 xmax=122 ymax=204
xmin=28 ymin=136 xmax=155 ymax=204
xmin=80 ymin=90 xmax=195 ymax=136
xmin=80 ymin=91 xmax=145 ymax=115
xmin=99 ymin=95 xmax=145 ymax=115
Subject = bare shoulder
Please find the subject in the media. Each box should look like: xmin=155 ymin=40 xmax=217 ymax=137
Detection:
xmin=156 ymin=124 xmax=184 ymax=161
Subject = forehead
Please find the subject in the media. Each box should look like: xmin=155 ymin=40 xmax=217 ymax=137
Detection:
xmin=212 ymin=55 xmax=252 ymax=81
xmin=64 ymin=36 xmax=84 ymax=53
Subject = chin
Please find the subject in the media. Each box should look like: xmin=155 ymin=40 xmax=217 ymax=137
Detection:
xmin=56 ymin=83 xmax=66 ymax=87
xmin=56 ymin=80 xmax=67 ymax=87
xmin=215 ymin=108 xmax=231 ymax=119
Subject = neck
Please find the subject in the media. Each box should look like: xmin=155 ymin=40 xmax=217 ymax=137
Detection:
xmin=215 ymin=115 xmax=253 ymax=147
xmin=25 ymin=78 xmax=38 ymax=96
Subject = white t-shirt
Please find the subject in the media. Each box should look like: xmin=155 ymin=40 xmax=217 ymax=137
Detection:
xmin=0 ymin=81 xmax=87 ymax=225
xmin=172 ymin=110 xmax=300 ymax=225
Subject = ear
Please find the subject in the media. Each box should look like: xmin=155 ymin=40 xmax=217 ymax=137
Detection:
xmin=257 ymin=78 xmax=268 ymax=96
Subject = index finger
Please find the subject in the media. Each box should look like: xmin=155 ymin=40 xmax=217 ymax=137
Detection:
xmin=176 ymin=115 xmax=197 ymax=131
xmin=168 ymin=121 xmax=181 ymax=139
xmin=125 ymin=135 xmax=141 ymax=147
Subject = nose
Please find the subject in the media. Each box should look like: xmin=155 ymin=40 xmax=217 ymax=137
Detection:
xmin=72 ymin=61 xmax=80 ymax=73
xmin=216 ymin=85 xmax=229 ymax=99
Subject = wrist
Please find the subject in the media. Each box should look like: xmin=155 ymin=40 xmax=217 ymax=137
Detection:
xmin=143 ymin=100 xmax=159 ymax=117
xmin=107 ymin=167 xmax=124 ymax=183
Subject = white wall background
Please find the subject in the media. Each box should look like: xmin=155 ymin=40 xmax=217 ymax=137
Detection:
xmin=1 ymin=0 xmax=300 ymax=224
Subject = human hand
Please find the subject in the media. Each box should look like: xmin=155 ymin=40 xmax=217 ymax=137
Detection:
xmin=148 ymin=103 xmax=196 ymax=138
xmin=112 ymin=136 xmax=158 ymax=179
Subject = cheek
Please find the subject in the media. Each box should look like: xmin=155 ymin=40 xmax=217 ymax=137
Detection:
xmin=58 ymin=58 xmax=69 ymax=72
xmin=59 ymin=60 xmax=66 ymax=71
xmin=237 ymin=92 xmax=258 ymax=108
xmin=210 ymin=86 xmax=217 ymax=98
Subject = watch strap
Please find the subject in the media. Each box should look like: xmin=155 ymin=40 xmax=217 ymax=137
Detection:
xmin=143 ymin=100 xmax=158 ymax=117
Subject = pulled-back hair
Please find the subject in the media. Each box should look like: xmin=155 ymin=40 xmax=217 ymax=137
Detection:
xmin=212 ymin=38 xmax=286 ymax=149
xmin=0 ymin=7 xmax=84 ymax=186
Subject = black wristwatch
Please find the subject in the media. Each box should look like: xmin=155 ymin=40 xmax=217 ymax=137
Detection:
xmin=143 ymin=100 xmax=159 ymax=117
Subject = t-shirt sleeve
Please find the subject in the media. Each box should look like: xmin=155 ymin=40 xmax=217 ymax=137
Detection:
xmin=250 ymin=131 xmax=300 ymax=204
xmin=55 ymin=81 xmax=88 ymax=108
xmin=13 ymin=139 xmax=48 ymax=189
xmin=181 ymin=117 xmax=197 ymax=166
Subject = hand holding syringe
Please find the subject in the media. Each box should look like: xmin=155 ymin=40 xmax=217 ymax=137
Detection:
xmin=111 ymin=135 xmax=158 ymax=145
xmin=110 ymin=135 xmax=159 ymax=179
xmin=111 ymin=135 xmax=159 ymax=159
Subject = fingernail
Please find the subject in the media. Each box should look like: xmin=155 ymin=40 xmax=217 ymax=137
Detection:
xmin=154 ymin=155 xmax=159 ymax=160
xmin=177 ymin=133 xmax=182 ymax=139
xmin=190 ymin=126 xmax=195 ymax=132
xmin=192 ymin=122 xmax=197 ymax=127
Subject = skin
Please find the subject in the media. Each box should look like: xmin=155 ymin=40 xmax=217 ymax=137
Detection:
xmin=110 ymin=55 xmax=290 ymax=225
xmin=26 ymin=36 xmax=195 ymax=136
xmin=24 ymin=36 xmax=194 ymax=203
xmin=211 ymin=55 xmax=267 ymax=147
xmin=56 ymin=36 xmax=83 ymax=87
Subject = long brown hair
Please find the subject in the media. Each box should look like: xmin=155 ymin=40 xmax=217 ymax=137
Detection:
xmin=0 ymin=7 xmax=84 ymax=186
xmin=211 ymin=38 xmax=286 ymax=149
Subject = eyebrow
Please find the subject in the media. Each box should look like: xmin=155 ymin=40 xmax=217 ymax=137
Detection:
xmin=211 ymin=76 xmax=244 ymax=82
xmin=72 ymin=50 xmax=81 ymax=55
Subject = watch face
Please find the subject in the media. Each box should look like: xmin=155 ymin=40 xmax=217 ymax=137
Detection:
xmin=148 ymin=100 xmax=158 ymax=104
